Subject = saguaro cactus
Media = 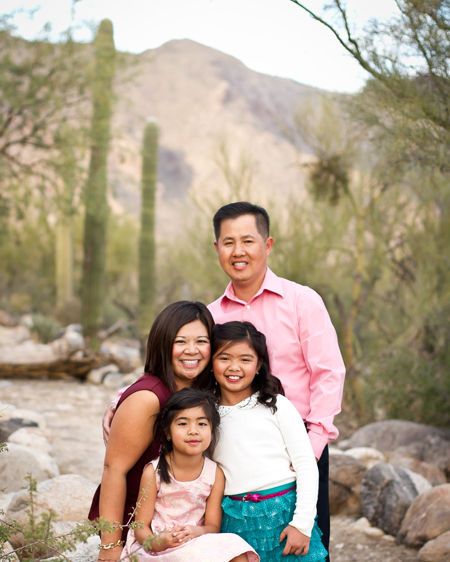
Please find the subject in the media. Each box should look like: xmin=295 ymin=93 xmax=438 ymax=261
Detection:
xmin=81 ymin=19 xmax=115 ymax=336
xmin=138 ymin=120 xmax=158 ymax=337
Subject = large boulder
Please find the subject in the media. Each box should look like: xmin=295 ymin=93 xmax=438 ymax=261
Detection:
xmin=0 ymin=491 xmax=14 ymax=513
xmin=0 ymin=443 xmax=59 ymax=493
xmin=0 ymin=327 xmax=84 ymax=364
xmin=360 ymin=462 xmax=423 ymax=536
xmin=0 ymin=541 xmax=20 ymax=561
xmin=344 ymin=447 xmax=385 ymax=469
xmin=346 ymin=421 xmax=450 ymax=478
xmin=0 ymin=416 xmax=39 ymax=442
xmin=347 ymin=420 xmax=450 ymax=452
xmin=329 ymin=453 xmax=366 ymax=515
xmin=87 ymin=363 xmax=119 ymax=384
xmin=0 ymin=324 xmax=30 ymax=346
xmin=7 ymin=427 xmax=53 ymax=455
xmin=395 ymin=439 xmax=450 ymax=479
xmin=6 ymin=474 xmax=97 ymax=525
xmin=419 ymin=531 xmax=450 ymax=562
xmin=62 ymin=534 xmax=100 ymax=562
xmin=99 ymin=338 xmax=142 ymax=373
xmin=7 ymin=520 xmax=85 ymax=558
xmin=388 ymin=452 xmax=447 ymax=486
xmin=398 ymin=484 xmax=450 ymax=546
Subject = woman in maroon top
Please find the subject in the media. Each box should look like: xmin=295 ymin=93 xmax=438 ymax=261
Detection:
xmin=89 ymin=301 xmax=214 ymax=562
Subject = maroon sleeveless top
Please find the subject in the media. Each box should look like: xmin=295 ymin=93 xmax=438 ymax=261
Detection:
xmin=88 ymin=373 xmax=171 ymax=534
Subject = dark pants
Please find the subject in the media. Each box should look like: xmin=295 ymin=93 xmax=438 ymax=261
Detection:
xmin=317 ymin=445 xmax=330 ymax=562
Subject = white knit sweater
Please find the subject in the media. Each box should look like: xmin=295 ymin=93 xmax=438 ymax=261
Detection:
xmin=213 ymin=393 xmax=319 ymax=537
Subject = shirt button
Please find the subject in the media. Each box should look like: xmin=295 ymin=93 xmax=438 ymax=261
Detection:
xmin=246 ymin=305 xmax=250 ymax=309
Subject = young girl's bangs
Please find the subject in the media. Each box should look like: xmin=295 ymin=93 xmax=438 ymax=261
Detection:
xmin=213 ymin=336 xmax=254 ymax=357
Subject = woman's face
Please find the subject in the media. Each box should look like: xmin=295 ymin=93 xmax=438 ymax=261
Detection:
xmin=172 ymin=320 xmax=211 ymax=390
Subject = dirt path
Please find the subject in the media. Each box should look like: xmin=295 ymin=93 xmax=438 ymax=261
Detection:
xmin=0 ymin=379 xmax=420 ymax=561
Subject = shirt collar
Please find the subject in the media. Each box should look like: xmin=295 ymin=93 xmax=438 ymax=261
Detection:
xmin=220 ymin=268 xmax=284 ymax=305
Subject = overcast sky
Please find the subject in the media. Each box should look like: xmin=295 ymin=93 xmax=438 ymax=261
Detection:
xmin=3 ymin=0 xmax=398 ymax=93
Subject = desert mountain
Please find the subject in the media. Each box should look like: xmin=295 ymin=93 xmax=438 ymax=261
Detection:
xmin=109 ymin=39 xmax=327 ymax=222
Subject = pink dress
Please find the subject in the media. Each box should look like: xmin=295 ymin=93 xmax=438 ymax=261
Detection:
xmin=124 ymin=457 xmax=259 ymax=562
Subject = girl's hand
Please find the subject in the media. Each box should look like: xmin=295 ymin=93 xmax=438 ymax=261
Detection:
xmin=144 ymin=527 xmax=187 ymax=552
xmin=279 ymin=525 xmax=310 ymax=556
xmin=171 ymin=524 xmax=204 ymax=543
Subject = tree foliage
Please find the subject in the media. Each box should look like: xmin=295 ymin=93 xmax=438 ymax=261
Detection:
xmin=288 ymin=0 xmax=450 ymax=425
xmin=0 ymin=15 xmax=87 ymax=190
xmin=0 ymin=13 xmax=88 ymax=317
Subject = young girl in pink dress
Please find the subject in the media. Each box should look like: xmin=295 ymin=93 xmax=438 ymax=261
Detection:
xmin=123 ymin=388 xmax=258 ymax=562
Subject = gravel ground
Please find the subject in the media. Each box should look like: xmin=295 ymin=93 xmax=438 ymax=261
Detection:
xmin=0 ymin=379 xmax=420 ymax=562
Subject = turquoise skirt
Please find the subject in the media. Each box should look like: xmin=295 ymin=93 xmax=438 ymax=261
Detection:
xmin=221 ymin=487 xmax=327 ymax=562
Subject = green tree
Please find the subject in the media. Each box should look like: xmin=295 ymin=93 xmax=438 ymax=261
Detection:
xmin=0 ymin=16 xmax=87 ymax=190
xmin=289 ymin=0 xmax=450 ymax=425
xmin=0 ymin=13 xmax=88 ymax=315
xmin=288 ymin=0 xmax=449 ymax=171
xmin=81 ymin=19 xmax=116 ymax=337
xmin=138 ymin=120 xmax=159 ymax=338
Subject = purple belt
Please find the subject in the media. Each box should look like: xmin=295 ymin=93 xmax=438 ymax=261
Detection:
xmin=228 ymin=484 xmax=296 ymax=503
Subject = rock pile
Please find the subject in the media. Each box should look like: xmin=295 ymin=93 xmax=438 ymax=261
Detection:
xmin=330 ymin=420 xmax=450 ymax=561
xmin=1 ymin=370 xmax=449 ymax=561
xmin=0 ymin=314 xmax=144 ymax=382
xmin=0 ymin=402 xmax=100 ymax=560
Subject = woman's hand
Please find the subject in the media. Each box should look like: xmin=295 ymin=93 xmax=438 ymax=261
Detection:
xmin=279 ymin=525 xmax=310 ymax=556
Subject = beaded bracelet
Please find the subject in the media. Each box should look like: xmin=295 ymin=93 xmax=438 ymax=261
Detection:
xmin=99 ymin=539 xmax=123 ymax=550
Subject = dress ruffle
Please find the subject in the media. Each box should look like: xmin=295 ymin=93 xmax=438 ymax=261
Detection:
xmin=221 ymin=491 xmax=327 ymax=562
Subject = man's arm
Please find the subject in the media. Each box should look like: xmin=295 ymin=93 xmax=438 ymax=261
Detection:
xmin=297 ymin=287 xmax=346 ymax=459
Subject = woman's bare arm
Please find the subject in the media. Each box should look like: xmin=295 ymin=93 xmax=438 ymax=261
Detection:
xmin=97 ymin=391 xmax=160 ymax=561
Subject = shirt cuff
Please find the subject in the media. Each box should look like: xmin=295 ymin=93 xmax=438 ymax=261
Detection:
xmin=290 ymin=515 xmax=314 ymax=537
xmin=308 ymin=431 xmax=328 ymax=460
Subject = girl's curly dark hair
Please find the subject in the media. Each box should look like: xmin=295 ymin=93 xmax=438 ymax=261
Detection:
xmin=212 ymin=321 xmax=284 ymax=412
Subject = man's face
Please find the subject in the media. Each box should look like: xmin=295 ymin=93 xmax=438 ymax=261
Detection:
xmin=214 ymin=214 xmax=273 ymax=289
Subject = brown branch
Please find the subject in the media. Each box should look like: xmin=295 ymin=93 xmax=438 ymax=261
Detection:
xmin=288 ymin=0 xmax=387 ymax=83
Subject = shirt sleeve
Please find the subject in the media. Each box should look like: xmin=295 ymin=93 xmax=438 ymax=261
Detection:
xmin=275 ymin=395 xmax=318 ymax=537
xmin=297 ymin=287 xmax=346 ymax=459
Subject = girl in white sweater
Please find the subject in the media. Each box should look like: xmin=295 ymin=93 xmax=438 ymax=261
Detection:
xmin=211 ymin=321 xmax=327 ymax=562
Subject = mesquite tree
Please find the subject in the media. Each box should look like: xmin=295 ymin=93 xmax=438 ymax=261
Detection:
xmin=81 ymin=19 xmax=115 ymax=336
xmin=138 ymin=120 xmax=158 ymax=337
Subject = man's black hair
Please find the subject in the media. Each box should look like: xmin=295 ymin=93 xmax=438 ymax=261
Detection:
xmin=213 ymin=201 xmax=270 ymax=240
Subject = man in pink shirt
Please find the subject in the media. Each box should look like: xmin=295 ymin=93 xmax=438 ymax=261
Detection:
xmin=209 ymin=202 xmax=345 ymax=560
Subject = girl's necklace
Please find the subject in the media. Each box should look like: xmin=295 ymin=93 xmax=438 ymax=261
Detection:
xmin=218 ymin=393 xmax=258 ymax=417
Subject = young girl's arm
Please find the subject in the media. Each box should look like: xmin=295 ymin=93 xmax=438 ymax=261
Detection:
xmin=133 ymin=464 xmax=157 ymax=547
xmin=134 ymin=464 xmax=185 ymax=553
xmin=204 ymin=465 xmax=225 ymax=532
xmin=171 ymin=465 xmax=225 ymax=543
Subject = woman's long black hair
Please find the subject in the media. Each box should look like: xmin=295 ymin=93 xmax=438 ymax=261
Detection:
xmin=212 ymin=321 xmax=284 ymax=412
xmin=154 ymin=388 xmax=220 ymax=483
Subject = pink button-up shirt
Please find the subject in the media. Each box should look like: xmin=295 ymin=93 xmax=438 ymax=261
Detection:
xmin=208 ymin=268 xmax=345 ymax=459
